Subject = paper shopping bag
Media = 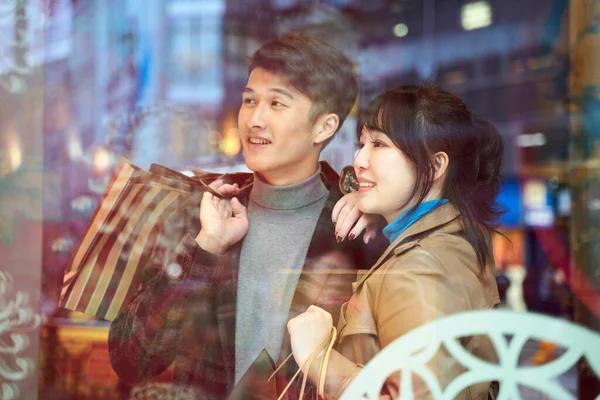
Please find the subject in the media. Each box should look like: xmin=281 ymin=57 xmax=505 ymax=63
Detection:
xmin=59 ymin=158 xmax=207 ymax=321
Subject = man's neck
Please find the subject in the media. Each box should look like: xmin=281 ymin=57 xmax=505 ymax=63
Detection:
xmin=250 ymin=165 xmax=327 ymax=210
xmin=256 ymin=163 xmax=320 ymax=186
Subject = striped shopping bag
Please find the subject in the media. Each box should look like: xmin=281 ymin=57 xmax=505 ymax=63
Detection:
xmin=59 ymin=158 xmax=215 ymax=321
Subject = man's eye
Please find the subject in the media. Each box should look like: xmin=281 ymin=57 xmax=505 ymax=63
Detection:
xmin=272 ymin=101 xmax=285 ymax=107
xmin=372 ymin=141 xmax=385 ymax=148
xmin=243 ymin=98 xmax=255 ymax=104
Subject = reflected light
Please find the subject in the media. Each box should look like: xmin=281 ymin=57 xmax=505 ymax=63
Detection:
xmin=517 ymin=133 xmax=546 ymax=147
xmin=393 ymin=23 xmax=409 ymax=37
xmin=93 ymin=148 xmax=112 ymax=171
xmin=180 ymin=170 xmax=195 ymax=177
xmin=523 ymin=180 xmax=547 ymax=209
xmin=7 ymin=133 xmax=22 ymax=173
xmin=461 ymin=1 xmax=492 ymax=31
xmin=221 ymin=128 xmax=241 ymax=157
xmin=208 ymin=130 xmax=222 ymax=146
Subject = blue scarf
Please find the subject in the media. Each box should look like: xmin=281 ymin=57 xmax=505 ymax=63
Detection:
xmin=383 ymin=199 xmax=449 ymax=243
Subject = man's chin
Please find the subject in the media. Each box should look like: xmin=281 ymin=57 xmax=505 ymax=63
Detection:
xmin=244 ymin=160 xmax=269 ymax=174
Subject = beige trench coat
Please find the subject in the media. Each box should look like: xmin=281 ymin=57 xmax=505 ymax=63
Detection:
xmin=307 ymin=203 xmax=500 ymax=399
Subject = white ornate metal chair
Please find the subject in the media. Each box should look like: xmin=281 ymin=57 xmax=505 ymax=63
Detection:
xmin=340 ymin=310 xmax=600 ymax=400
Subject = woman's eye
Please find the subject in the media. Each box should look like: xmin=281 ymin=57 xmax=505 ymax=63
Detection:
xmin=272 ymin=101 xmax=285 ymax=107
xmin=372 ymin=141 xmax=385 ymax=148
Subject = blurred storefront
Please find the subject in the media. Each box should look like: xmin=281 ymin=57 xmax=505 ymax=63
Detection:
xmin=1 ymin=0 xmax=599 ymax=398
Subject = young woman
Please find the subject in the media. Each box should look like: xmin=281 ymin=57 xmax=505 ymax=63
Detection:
xmin=287 ymin=84 xmax=503 ymax=399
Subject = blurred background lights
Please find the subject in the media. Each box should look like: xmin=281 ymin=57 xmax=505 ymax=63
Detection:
xmin=220 ymin=128 xmax=241 ymax=157
xmin=93 ymin=147 xmax=112 ymax=171
xmin=393 ymin=23 xmax=409 ymax=37
xmin=461 ymin=1 xmax=492 ymax=31
xmin=7 ymin=133 xmax=22 ymax=173
xmin=208 ymin=130 xmax=222 ymax=146
xmin=517 ymin=133 xmax=547 ymax=148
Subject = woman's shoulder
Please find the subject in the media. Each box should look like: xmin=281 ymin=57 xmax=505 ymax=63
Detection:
xmin=386 ymin=230 xmax=479 ymax=276
xmin=374 ymin=232 xmax=497 ymax=307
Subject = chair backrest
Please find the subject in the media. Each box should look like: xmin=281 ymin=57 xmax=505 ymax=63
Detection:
xmin=339 ymin=310 xmax=600 ymax=400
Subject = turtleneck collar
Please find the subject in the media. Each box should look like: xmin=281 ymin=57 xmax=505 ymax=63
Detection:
xmin=250 ymin=166 xmax=328 ymax=210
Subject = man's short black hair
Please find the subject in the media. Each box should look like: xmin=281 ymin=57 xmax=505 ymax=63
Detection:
xmin=249 ymin=33 xmax=358 ymax=145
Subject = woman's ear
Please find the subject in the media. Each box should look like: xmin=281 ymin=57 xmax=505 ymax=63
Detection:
xmin=433 ymin=151 xmax=449 ymax=181
xmin=313 ymin=113 xmax=339 ymax=145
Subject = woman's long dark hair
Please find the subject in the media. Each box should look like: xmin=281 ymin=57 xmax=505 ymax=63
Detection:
xmin=357 ymin=83 xmax=504 ymax=274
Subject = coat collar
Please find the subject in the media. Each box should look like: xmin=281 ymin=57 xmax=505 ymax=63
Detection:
xmin=393 ymin=202 xmax=461 ymax=244
xmin=353 ymin=202 xmax=461 ymax=291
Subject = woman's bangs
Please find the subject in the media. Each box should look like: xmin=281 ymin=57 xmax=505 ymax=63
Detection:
xmin=356 ymin=98 xmax=396 ymax=140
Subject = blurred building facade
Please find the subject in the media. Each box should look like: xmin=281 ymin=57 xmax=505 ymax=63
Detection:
xmin=38 ymin=0 xmax=574 ymax=178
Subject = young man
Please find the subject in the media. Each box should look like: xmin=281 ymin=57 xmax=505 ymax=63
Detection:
xmin=108 ymin=33 xmax=381 ymax=398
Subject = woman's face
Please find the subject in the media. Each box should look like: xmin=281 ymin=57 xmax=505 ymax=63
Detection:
xmin=354 ymin=129 xmax=417 ymax=223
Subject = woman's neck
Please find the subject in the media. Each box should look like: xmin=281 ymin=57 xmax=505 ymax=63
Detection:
xmin=384 ymin=189 xmax=443 ymax=223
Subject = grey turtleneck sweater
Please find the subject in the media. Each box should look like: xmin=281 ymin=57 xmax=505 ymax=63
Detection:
xmin=234 ymin=167 xmax=329 ymax=383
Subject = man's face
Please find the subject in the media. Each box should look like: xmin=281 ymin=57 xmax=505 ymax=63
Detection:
xmin=238 ymin=67 xmax=322 ymax=186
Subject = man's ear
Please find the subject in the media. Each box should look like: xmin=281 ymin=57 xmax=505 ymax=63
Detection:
xmin=313 ymin=113 xmax=339 ymax=145
xmin=433 ymin=151 xmax=449 ymax=181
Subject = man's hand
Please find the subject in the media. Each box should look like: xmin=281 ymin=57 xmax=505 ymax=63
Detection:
xmin=287 ymin=305 xmax=333 ymax=368
xmin=194 ymin=180 xmax=248 ymax=254
xmin=332 ymin=192 xmax=379 ymax=244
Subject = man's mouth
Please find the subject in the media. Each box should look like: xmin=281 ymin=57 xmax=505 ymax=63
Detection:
xmin=248 ymin=137 xmax=272 ymax=145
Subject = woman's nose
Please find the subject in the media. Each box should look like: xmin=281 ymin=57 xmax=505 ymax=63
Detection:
xmin=354 ymin=146 xmax=369 ymax=171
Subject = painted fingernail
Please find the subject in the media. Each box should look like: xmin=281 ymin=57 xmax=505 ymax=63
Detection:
xmin=336 ymin=236 xmax=342 ymax=243
xmin=349 ymin=233 xmax=356 ymax=241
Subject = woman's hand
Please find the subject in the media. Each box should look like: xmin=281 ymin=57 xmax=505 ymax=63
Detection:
xmin=287 ymin=305 xmax=333 ymax=368
xmin=332 ymin=192 xmax=379 ymax=244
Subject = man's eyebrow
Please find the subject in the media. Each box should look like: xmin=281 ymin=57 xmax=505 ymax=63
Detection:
xmin=270 ymin=88 xmax=294 ymax=99
xmin=242 ymin=87 xmax=294 ymax=99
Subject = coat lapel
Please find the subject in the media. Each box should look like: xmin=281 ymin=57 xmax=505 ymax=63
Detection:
xmin=212 ymin=174 xmax=253 ymax=388
xmin=215 ymin=240 xmax=243 ymax=389
xmin=270 ymin=189 xmax=341 ymax=399
xmin=277 ymin=190 xmax=339 ymax=356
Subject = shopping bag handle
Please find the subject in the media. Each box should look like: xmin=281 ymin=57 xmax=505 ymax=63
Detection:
xmin=268 ymin=327 xmax=338 ymax=400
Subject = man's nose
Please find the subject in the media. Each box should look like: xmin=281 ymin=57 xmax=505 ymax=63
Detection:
xmin=249 ymin=103 xmax=267 ymax=129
